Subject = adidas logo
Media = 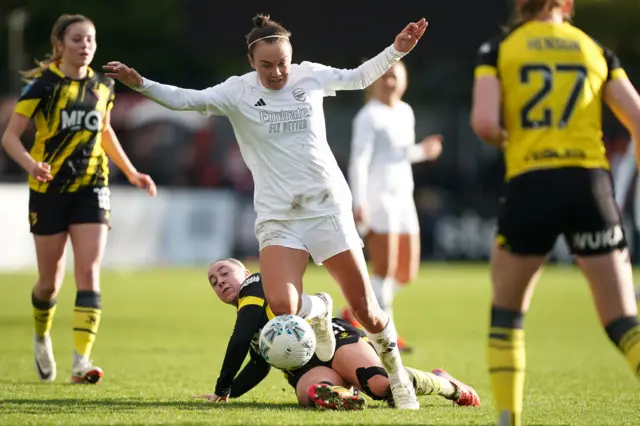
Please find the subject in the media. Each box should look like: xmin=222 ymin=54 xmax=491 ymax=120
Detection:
xmin=255 ymin=98 xmax=266 ymax=107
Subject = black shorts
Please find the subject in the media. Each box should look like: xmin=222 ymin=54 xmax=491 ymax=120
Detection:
xmin=497 ymin=167 xmax=626 ymax=256
xmin=284 ymin=318 xmax=365 ymax=389
xmin=28 ymin=187 xmax=111 ymax=235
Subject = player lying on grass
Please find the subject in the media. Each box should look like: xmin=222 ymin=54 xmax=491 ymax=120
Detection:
xmin=193 ymin=258 xmax=480 ymax=410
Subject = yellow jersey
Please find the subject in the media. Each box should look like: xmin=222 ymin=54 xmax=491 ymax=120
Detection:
xmin=15 ymin=64 xmax=115 ymax=193
xmin=475 ymin=21 xmax=628 ymax=180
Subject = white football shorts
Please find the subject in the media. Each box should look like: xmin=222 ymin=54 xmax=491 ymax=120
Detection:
xmin=255 ymin=210 xmax=364 ymax=265
xmin=366 ymin=193 xmax=420 ymax=234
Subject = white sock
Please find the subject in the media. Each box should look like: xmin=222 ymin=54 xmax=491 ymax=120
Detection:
xmin=297 ymin=293 xmax=328 ymax=320
xmin=73 ymin=351 xmax=85 ymax=367
xmin=435 ymin=376 xmax=457 ymax=398
xmin=370 ymin=275 xmax=384 ymax=307
xmin=405 ymin=368 xmax=457 ymax=398
xmin=371 ymin=275 xmax=395 ymax=323
xmin=393 ymin=279 xmax=403 ymax=297
xmin=382 ymin=277 xmax=395 ymax=323
xmin=365 ymin=319 xmax=406 ymax=376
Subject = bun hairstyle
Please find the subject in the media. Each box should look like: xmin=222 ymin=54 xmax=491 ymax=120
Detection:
xmin=245 ymin=13 xmax=291 ymax=57
xmin=252 ymin=14 xmax=271 ymax=28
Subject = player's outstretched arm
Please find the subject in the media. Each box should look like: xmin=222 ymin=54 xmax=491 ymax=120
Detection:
xmin=205 ymin=305 xmax=265 ymax=400
xmin=309 ymin=19 xmax=428 ymax=93
xmin=103 ymin=62 xmax=232 ymax=115
xmin=102 ymin=112 xmax=157 ymax=197
xmin=228 ymin=351 xmax=271 ymax=399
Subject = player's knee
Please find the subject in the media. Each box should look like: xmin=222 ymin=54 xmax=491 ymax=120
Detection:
xmin=35 ymin=265 xmax=65 ymax=298
xmin=270 ymin=297 xmax=298 ymax=316
xmin=366 ymin=375 xmax=391 ymax=398
xmin=34 ymin=279 xmax=62 ymax=300
xmin=356 ymin=366 xmax=390 ymax=400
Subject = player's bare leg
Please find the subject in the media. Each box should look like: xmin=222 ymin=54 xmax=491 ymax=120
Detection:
xmin=393 ymin=233 xmax=421 ymax=352
xmin=577 ymin=249 xmax=640 ymax=380
xmin=331 ymin=337 xmax=480 ymax=407
xmin=324 ymin=248 xmax=419 ymax=409
xmin=339 ymin=229 xmax=397 ymax=333
xmin=260 ymin=245 xmax=335 ymax=362
xmin=363 ymin=231 xmax=399 ymax=332
xmin=32 ymin=232 xmax=68 ymax=382
xmin=490 ymin=246 xmax=546 ymax=426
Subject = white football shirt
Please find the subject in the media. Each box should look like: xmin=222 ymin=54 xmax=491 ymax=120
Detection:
xmin=348 ymin=99 xmax=418 ymax=209
xmin=135 ymin=45 xmax=406 ymax=220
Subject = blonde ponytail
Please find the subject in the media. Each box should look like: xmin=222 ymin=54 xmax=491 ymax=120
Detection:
xmin=21 ymin=50 xmax=62 ymax=82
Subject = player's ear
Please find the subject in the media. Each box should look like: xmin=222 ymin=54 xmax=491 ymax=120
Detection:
xmin=244 ymin=269 xmax=251 ymax=279
xmin=562 ymin=0 xmax=574 ymax=17
xmin=248 ymin=54 xmax=256 ymax=70
xmin=54 ymin=40 xmax=64 ymax=56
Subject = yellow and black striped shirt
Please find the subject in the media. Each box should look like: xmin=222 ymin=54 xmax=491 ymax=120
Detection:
xmin=15 ymin=64 xmax=115 ymax=193
xmin=475 ymin=22 xmax=628 ymax=180
xmin=216 ymin=273 xmax=273 ymax=397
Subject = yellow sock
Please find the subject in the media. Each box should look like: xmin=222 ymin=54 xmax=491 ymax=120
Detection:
xmin=488 ymin=307 xmax=525 ymax=426
xmin=405 ymin=367 xmax=441 ymax=396
xmin=606 ymin=317 xmax=640 ymax=379
xmin=73 ymin=291 xmax=102 ymax=360
xmin=620 ymin=325 xmax=640 ymax=377
xmin=32 ymin=292 xmax=57 ymax=338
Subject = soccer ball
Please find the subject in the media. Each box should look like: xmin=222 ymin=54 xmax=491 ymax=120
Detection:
xmin=259 ymin=314 xmax=316 ymax=370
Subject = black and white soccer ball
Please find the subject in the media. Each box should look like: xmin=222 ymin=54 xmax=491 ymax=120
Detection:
xmin=259 ymin=314 xmax=316 ymax=370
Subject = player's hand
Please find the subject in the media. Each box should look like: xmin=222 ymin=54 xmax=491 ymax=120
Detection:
xmin=30 ymin=161 xmax=52 ymax=182
xmin=353 ymin=207 xmax=365 ymax=225
xmin=103 ymin=62 xmax=143 ymax=88
xmin=127 ymin=172 xmax=157 ymax=197
xmin=394 ymin=18 xmax=428 ymax=53
xmin=353 ymin=206 xmax=369 ymax=236
xmin=192 ymin=393 xmax=229 ymax=403
xmin=500 ymin=130 xmax=509 ymax=150
xmin=418 ymin=134 xmax=443 ymax=161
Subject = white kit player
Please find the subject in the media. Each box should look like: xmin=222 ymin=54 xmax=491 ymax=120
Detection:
xmin=103 ymin=14 xmax=429 ymax=408
xmin=342 ymin=61 xmax=443 ymax=350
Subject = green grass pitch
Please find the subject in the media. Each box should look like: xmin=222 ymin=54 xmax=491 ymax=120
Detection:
xmin=1 ymin=263 xmax=638 ymax=425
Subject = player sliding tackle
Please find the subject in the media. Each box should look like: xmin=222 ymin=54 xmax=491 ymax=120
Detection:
xmin=193 ymin=258 xmax=481 ymax=410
